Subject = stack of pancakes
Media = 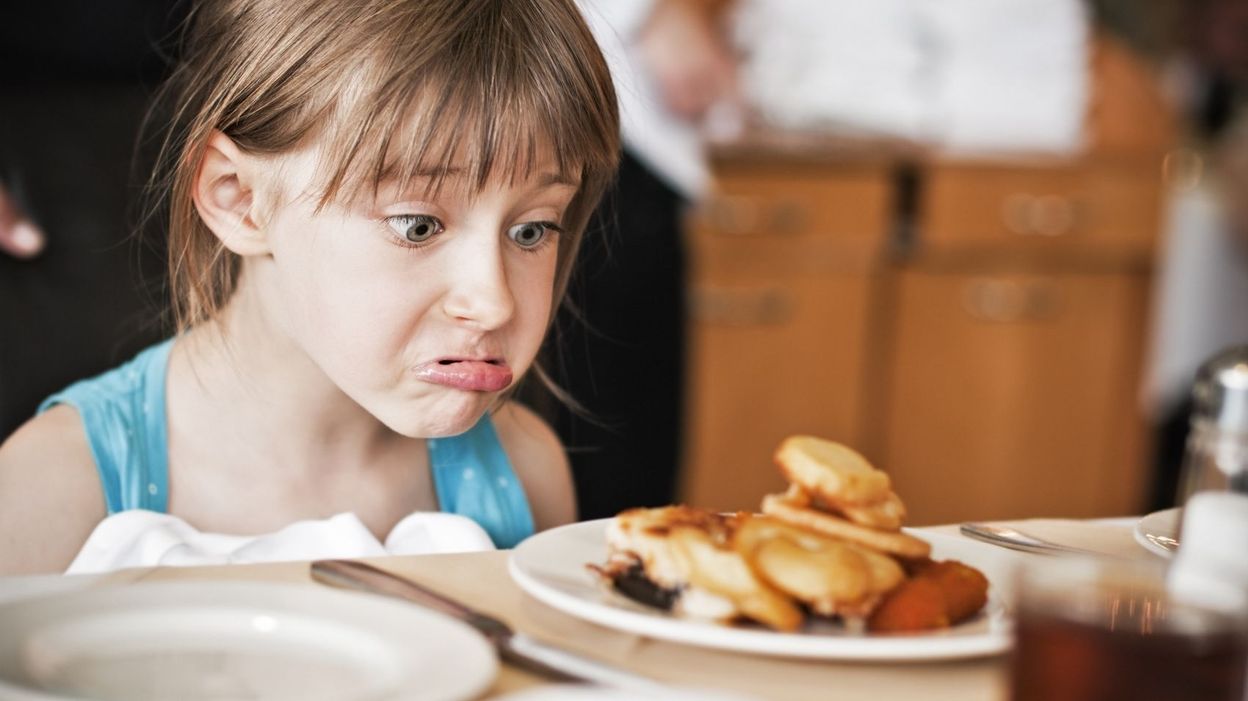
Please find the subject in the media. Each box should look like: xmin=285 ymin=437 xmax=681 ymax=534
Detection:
xmin=595 ymin=436 xmax=987 ymax=633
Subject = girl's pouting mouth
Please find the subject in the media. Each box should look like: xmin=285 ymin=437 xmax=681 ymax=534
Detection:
xmin=412 ymin=358 xmax=513 ymax=392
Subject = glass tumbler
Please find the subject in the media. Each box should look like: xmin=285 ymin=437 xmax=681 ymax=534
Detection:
xmin=1008 ymin=557 xmax=1248 ymax=701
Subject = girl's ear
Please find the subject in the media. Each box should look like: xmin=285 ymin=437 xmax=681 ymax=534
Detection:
xmin=193 ymin=130 xmax=271 ymax=256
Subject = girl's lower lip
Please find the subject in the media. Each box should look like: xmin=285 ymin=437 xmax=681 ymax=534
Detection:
xmin=414 ymin=361 xmax=513 ymax=392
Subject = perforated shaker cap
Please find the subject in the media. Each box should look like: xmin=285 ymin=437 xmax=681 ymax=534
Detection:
xmin=1193 ymin=345 xmax=1248 ymax=432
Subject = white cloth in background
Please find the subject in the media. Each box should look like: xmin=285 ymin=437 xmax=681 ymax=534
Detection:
xmin=918 ymin=0 xmax=1089 ymax=155
xmin=732 ymin=0 xmax=1089 ymax=156
xmin=64 ymin=510 xmax=496 ymax=574
xmin=579 ymin=0 xmax=1090 ymax=192
xmin=733 ymin=0 xmax=928 ymax=141
xmin=577 ymin=0 xmax=710 ymax=198
xmin=1144 ymin=182 xmax=1248 ymax=417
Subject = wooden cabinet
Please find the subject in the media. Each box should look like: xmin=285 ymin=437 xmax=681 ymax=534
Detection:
xmin=877 ymin=268 xmax=1152 ymax=524
xmin=681 ymin=159 xmax=892 ymax=512
xmin=679 ymin=154 xmax=1163 ymax=524
xmin=871 ymin=158 xmax=1162 ymax=523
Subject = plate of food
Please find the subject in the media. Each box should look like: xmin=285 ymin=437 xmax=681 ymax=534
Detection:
xmin=1133 ymin=507 xmax=1181 ymax=558
xmin=510 ymin=436 xmax=1018 ymax=661
xmin=0 ymin=580 xmax=496 ymax=701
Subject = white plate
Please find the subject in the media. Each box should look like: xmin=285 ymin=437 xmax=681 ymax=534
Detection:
xmin=1134 ymin=507 xmax=1181 ymax=558
xmin=509 ymin=519 xmax=1017 ymax=661
xmin=0 ymin=580 xmax=497 ymax=701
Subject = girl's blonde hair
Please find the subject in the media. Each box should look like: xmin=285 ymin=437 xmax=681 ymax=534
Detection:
xmin=149 ymin=0 xmax=620 ymax=332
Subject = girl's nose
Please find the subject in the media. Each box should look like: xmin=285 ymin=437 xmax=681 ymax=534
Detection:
xmin=441 ymin=244 xmax=515 ymax=330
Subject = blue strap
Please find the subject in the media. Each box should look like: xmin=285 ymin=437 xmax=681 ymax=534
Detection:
xmin=428 ymin=415 xmax=536 ymax=548
xmin=37 ymin=339 xmax=172 ymax=514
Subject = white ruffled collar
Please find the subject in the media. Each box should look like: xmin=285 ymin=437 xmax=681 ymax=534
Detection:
xmin=66 ymin=510 xmax=495 ymax=574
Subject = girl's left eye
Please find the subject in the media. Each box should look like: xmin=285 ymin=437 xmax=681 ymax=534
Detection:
xmin=507 ymin=221 xmax=560 ymax=249
xmin=385 ymin=214 xmax=444 ymax=244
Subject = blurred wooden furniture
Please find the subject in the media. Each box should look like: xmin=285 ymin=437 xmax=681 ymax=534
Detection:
xmin=680 ymin=37 xmax=1173 ymax=524
xmin=681 ymin=145 xmax=896 ymax=511
xmin=875 ymin=156 xmax=1160 ymax=524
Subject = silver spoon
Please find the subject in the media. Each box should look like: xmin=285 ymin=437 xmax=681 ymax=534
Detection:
xmin=960 ymin=522 xmax=1113 ymax=557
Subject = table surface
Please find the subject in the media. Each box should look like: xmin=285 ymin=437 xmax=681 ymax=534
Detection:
xmin=0 ymin=517 xmax=1153 ymax=701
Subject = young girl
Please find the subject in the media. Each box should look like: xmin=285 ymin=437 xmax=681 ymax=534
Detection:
xmin=0 ymin=0 xmax=620 ymax=574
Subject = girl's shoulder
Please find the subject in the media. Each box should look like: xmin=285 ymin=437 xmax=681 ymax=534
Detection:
xmin=0 ymin=404 xmax=105 ymax=574
xmin=0 ymin=339 xmax=173 ymax=574
xmin=491 ymin=401 xmax=576 ymax=530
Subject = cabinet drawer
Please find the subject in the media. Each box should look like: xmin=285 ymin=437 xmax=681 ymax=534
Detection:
xmin=687 ymin=224 xmax=880 ymax=278
xmin=688 ymin=168 xmax=893 ymax=277
xmin=921 ymin=160 xmax=1163 ymax=260
xmin=692 ymin=169 xmax=892 ymax=243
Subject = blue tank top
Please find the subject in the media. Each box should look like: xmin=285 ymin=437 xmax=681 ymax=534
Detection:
xmin=38 ymin=339 xmax=536 ymax=548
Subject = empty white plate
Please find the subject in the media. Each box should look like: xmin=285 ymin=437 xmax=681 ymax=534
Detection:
xmin=0 ymin=580 xmax=497 ymax=701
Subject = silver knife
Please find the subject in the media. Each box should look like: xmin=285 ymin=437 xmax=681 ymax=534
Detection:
xmin=311 ymin=559 xmax=668 ymax=692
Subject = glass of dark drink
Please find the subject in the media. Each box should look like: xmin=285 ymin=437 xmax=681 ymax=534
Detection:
xmin=1008 ymin=557 xmax=1248 ymax=701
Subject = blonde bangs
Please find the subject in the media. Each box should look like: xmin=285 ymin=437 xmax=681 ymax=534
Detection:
xmin=317 ymin=3 xmax=619 ymax=208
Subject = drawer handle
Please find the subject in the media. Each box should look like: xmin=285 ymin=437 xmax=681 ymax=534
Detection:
xmin=702 ymin=196 xmax=806 ymax=235
xmin=962 ymin=279 xmax=1062 ymax=323
xmin=1001 ymin=194 xmax=1081 ymax=237
xmin=689 ymin=286 xmax=793 ymax=325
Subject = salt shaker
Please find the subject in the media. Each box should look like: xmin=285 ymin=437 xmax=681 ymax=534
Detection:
xmin=1177 ymin=345 xmax=1248 ymax=501
xmin=1167 ymin=346 xmax=1248 ymax=623
xmin=1168 ymin=491 xmax=1248 ymax=614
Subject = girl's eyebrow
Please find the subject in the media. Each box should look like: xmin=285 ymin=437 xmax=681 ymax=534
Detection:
xmin=374 ymin=165 xmax=462 ymax=183
xmin=535 ymin=172 xmax=579 ymax=187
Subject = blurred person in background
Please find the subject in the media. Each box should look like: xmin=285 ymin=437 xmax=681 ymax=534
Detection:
xmin=544 ymin=0 xmax=737 ymax=519
xmin=1145 ymin=0 xmax=1248 ymax=510
xmin=0 ymin=1 xmax=184 ymax=440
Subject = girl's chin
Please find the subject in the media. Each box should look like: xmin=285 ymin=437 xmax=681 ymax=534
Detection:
xmin=376 ymin=397 xmax=495 ymax=438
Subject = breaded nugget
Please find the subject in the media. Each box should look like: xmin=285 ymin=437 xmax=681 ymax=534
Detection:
xmin=867 ymin=577 xmax=950 ymax=633
xmin=775 ymin=436 xmax=892 ymax=505
xmin=761 ymin=493 xmax=931 ymax=559
xmin=912 ymin=559 xmax=989 ymax=624
xmin=867 ymin=559 xmax=990 ymax=633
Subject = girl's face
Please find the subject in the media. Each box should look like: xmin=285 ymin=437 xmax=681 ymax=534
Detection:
xmin=250 ymin=143 xmax=577 ymax=437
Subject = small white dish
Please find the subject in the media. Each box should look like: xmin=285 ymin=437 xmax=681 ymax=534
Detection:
xmin=1133 ymin=507 xmax=1181 ymax=558
xmin=0 ymin=580 xmax=496 ymax=701
xmin=509 ymin=519 xmax=1018 ymax=661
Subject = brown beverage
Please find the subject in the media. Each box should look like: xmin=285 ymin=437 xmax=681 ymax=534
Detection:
xmin=1010 ymin=578 xmax=1248 ymax=701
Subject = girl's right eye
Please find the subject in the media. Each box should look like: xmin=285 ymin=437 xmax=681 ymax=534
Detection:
xmin=385 ymin=214 xmax=444 ymax=245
